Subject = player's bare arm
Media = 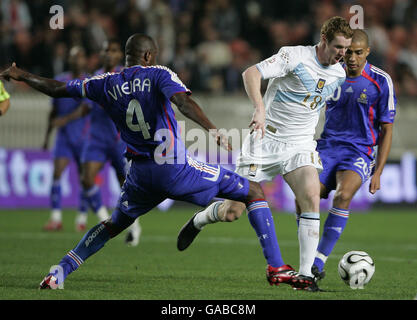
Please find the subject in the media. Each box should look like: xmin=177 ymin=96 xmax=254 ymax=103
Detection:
xmin=1 ymin=63 xmax=69 ymax=98
xmin=170 ymin=92 xmax=231 ymax=151
xmin=369 ymin=122 xmax=393 ymax=194
xmin=242 ymin=65 xmax=266 ymax=138
xmin=52 ymin=103 xmax=91 ymax=128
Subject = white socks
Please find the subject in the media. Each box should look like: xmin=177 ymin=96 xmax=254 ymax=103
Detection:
xmin=298 ymin=212 xmax=320 ymax=277
xmin=193 ymin=201 xmax=222 ymax=230
xmin=75 ymin=212 xmax=87 ymax=225
xmin=128 ymin=219 xmax=141 ymax=237
xmin=51 ymin=209 xmax=62 ymax=222
xmin=96 ymin=206 xmax=110 ymax=222
xmin=126 ymin=219 xmax=142 ymax=246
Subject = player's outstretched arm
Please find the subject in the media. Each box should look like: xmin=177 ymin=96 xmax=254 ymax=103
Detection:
xmin=170 ymin=92 xmax=232 ymax=151
xmin=52 ymin=103 xmax=91 ymax=128
xmin=369 ymin=122 xmax=393 ymax=194
xmin=1 ymin=63 xmax=69 ymax=98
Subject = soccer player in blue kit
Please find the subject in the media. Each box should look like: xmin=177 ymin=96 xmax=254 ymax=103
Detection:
xmin=42 ymin=46 xmax=92 ymax=231
xmin=1 ymin=34 xmax=306 ymax=290
xmin=309 ymin=29 xmax=397 ymax=280
xmin=52 ymin=39 xmax=141 ymax=245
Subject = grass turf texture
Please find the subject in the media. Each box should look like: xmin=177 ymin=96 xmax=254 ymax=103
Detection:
xmin=0 ymin=207 xmax=416 ymax=300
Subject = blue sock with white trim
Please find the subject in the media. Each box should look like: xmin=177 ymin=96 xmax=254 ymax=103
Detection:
xmin=247 ymin=200 xmax=285 ymax=268
xmin=56 ymin=208 xmax=135 ymax=282
xmin=57 ymin=221 xmax=111 ymax=281
xmin=314 ymin=207 xmax=349 ymax=272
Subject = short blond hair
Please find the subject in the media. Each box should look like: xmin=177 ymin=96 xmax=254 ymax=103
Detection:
xmin=321 ymin=16 xmax=353 ymax=43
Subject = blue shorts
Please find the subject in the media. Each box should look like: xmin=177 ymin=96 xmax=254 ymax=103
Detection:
xmin=318 ymin=139 xmax=375 ymax=192
xmin=116 ymin=156 xmax=250 ymax=219
xmin=52 ymin=132 xmax=84 ymax=166
xmin=81 ymin=138 xmax=127 ymax=177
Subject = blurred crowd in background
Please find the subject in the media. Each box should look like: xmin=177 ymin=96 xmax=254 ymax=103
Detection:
xmin=1 ymin=0 xmax=417 ymax=96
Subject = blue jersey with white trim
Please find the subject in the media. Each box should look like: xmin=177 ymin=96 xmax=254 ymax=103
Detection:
xmin=66 ymin=65 xmax=190 ymax=160
xmin=321 ymin=62 xmax=397 ymax=157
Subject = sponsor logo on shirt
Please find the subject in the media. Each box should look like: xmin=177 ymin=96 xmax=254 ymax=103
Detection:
xmin=357 ymin=89 xmax=368 ymax=104
xmin=315 ymin=78 xmax=326 ymax=93
xmin=248 ymin=164 xmax=258 ymax=177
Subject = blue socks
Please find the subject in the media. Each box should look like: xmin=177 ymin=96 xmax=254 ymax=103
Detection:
xmin=58 ymin=222 xmax=111 ymax=280
xmin=56 ymin=208 xmax=135 ymax=282
xmin=79 ymin=190 xmax=88 ymax=215
xmin=314 ymin=207 xmax=349 ymax=271
xmin=247 ymin=200 xmax=285 ymax=268
xmin=50 ymin=180 xmax=61 ymax=209
xmin=83 ymin=185 xmax=103 ymax=213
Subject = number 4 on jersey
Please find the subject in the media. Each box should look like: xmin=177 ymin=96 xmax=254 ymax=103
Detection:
xmin=126 ymin=99 xmax=151 ymax=139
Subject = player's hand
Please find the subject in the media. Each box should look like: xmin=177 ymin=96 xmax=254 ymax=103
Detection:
xmin=210 ymin=129 xmax=232 ymax=151
xmin=0 ymin=63 xmax=24 ymax=82
xmin=249 ymin=107 xmax=265 ymax=139
xmin=369 ymin=174 xmax=381 ymax=194
xmin=51 ymin=117 xmax=68 ymax=128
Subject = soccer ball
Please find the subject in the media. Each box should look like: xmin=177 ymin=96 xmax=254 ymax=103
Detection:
xmin=338 ymin=251 xmax=375 ymax=289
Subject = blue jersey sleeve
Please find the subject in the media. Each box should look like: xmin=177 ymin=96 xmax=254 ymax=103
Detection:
xmin=156 ymin=67 xmax=191 ymax=99
xmin=376 ymin=75 xmax=397 ymax=123
xmin=66 ymin=73 xmax=112 ymax=107
xmin=82 ymin=73 xmax=110 ymax=104
xmin=65 ymin=79 xmax=84 ymax=98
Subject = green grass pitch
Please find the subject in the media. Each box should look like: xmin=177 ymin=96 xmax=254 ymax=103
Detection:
xmin=0 ymin=206 xmax=416 ymax=300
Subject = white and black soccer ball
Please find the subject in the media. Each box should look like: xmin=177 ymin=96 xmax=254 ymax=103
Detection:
xmin=338 ymin=251 xmax=375 ymax=289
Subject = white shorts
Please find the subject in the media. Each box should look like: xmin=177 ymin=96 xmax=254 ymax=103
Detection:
xmin=235 ymin=132 xmax=323 ymax=182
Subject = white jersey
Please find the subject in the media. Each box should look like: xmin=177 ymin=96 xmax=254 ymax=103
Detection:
xmin=256 ymin=45 xmax=346 ymax=143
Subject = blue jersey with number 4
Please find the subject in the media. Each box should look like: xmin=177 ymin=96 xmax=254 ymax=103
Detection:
xmin=66 ymin=65 xmax=190 ymax=160
xmin=65 ymin=65 xmax=250 ymax=216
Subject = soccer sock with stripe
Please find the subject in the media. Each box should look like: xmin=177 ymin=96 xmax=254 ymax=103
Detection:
xmin=58 ymin=222 xmax=111 ymax=280
xmin=193 ymin=201 xmax=222 ymax=230
xmin=314 ymin=207 xmax=349 ymax=272
xmin=50 ymin=180 xmax=62 ymax=221
xmin=57 ymin=208 xmax=134 ymax=281
xmin=247 ymin=200 xmax=285 ymax=268
xmin=298 ymin=212 xmax=320 ymax=277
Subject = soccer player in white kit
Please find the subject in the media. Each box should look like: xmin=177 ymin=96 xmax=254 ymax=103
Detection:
xmin=178 ymin=16 xmax=353 ymax=291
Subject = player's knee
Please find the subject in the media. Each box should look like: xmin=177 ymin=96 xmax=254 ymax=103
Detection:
xmin=304 ymin=189 xmax=320 ymax=204
xmin=102 ymin=218 xmax=122 ymax=238
xmin=52 ymin=168 xmax=63 ymax=181
xmin=246 ymin=181 xmax=265 ymax=203
xmin=333 ymin=189 xmax=353 ymax=207
xmin=103 ymin=216 xmax=132 ymax=239
xmin=297 ymin=190 xmax=320 ymax=212
xmin=81 ymin=172 xmax=95 ymax=189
